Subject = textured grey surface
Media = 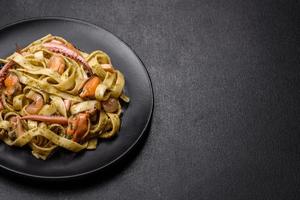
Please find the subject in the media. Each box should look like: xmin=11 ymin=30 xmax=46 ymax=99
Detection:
xmin=0 ymin=0 xmax=299 ymax=199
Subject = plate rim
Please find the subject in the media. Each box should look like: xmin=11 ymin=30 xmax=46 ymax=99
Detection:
xmin=0 ymin=16 xmax=154 ymax=180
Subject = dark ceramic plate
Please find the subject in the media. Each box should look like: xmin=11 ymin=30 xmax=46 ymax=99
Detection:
xmin=0 ymin=17 xmax=153 ymax=179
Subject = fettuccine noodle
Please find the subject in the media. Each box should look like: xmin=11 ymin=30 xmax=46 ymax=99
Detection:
xmin=0 ymin=34 xmax=129 ymax=160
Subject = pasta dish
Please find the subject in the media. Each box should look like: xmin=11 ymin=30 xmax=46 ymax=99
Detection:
xmin=0 ymin=34 xmax=129 ymax=160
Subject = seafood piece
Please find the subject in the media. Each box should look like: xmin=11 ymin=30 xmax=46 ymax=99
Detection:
xmin=42 ymin=40 xmax=92 ymax=74
xmin=4 ymin=74 xmax=22 ymax=96
xmin=25 ymin=91 xmax=44 ymax=114
xmin=102 ymin=97 xmax=118 ymax=113
xmin=47 ymin=55 xmax=65 ymax=74
xmin=67 ymin=113 xmax=89 ymax=142
xmin=79 ymin=76 xmax=101 ymax=98
xmin=21 ymin=115 xmax=69 ymax=125
xmin=0 ymin=60 xmax=14 ymax=87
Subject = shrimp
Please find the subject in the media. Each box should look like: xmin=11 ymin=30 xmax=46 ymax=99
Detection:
xmin=79 ymin=76 xmax=101 ymax=98
xmin=25 ymin=91 xmax=44 ymax=114
xmin=47 ymin=55 xmax=65 ymax=74
xmin=4 ymin=74 xmax=22 ymax=96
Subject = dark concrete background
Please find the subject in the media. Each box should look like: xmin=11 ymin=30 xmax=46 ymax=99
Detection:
xmin=0 ymin=0 xmax=299 ymax=199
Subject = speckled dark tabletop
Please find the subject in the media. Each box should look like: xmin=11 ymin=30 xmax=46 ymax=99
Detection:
xmin=0 ymin=0 xmax=299 ymax=199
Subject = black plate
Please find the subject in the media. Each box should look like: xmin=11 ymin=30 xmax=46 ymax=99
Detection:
xmin=0 ymin=17 xmax=153 ymax=179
